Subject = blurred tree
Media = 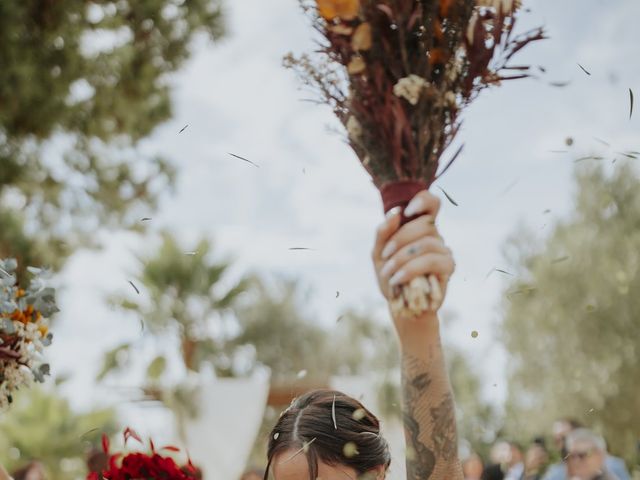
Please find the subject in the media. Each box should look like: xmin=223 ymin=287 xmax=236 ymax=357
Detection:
xmin=447 ymin=347 xmax=499 ymax=458
xmin=500 ymin=164 xmax=640 ymax=462
xmin=0 ymin=386 xmax=117 ymax=480
xmin=0 ymin=0 xmax=225 ymax=272
xmin=98 ymin=232 xmax=248 ymax=382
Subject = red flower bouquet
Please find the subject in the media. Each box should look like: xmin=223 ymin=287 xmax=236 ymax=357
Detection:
xmin=88 ymin=429 xmax=200 ymax=480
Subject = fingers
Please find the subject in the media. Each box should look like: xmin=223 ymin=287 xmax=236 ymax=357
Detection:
xmin=379 ymin=236 xmax=448 ymax=282
xmin=388 ymin=252 xmax=455 ymax=287
xmin=404 ymin=190 xmax=441 ymax=218
xmin=380 ymin=215 xmax=440 ymax=260
xmin=372 ymin=207 xmax=402 ymax=262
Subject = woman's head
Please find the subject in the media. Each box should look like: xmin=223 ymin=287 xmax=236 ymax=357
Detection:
xmin=265 ymin=390 xmax=391 ymax=480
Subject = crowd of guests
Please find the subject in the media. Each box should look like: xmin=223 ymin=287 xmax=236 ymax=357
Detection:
xmin=463 ymin=419 xmax=634 ymax=480
xmin=2 ymin=418 xmax=635 ymax=480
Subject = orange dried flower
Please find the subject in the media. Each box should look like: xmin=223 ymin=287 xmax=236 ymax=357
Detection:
xmin=317 ymin=0 xmax=360 ymax=21
xmin=347 ymin=56 xmax=366 ymax=74
xmin=352 ymin=22 xmax=372 ymax=51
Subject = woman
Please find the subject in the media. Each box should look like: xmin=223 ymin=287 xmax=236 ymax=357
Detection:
xmin=265 ymin=190 xmax=462 ymax=480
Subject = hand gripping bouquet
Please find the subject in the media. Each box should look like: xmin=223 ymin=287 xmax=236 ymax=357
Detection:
xmin=285 ymin=0 xmax=544 ymax=317
xmin=0 ymin=259 xmax=56 ymax=410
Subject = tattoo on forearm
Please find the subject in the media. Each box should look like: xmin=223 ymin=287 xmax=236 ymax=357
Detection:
xmin=431 ymin=393 xmax=457 ymax=460
xmin=402 ymin=353 xmax=461 ymax=480
xmin=402 ymin=356 xmax=436 ymax=479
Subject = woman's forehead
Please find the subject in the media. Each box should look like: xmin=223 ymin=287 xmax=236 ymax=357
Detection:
xmin=271 ymin=450 xmax=358 ymax=480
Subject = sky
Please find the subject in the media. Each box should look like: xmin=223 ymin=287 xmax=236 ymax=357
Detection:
xmin=46 ymin=0 xmax=640 ymax=434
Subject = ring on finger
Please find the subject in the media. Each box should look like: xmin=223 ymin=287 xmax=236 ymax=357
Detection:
xmin=407 ymin=245 xmax=420 ymax=257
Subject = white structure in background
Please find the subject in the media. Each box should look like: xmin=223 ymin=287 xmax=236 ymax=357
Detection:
xmin=331 ymin=376 xmax=406 ymax=480
xmin=183 ymin=372 xmax=270 ymax=480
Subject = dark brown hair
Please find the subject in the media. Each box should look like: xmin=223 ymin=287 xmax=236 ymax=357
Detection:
xmin=265 ymin=389 xmax=391 ymax=479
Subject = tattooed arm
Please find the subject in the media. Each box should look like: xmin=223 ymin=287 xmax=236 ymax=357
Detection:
xmin=372 ymin=190 xmax=463 ymax=480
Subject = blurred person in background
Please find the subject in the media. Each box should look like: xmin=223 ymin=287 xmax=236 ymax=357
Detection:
xmin=543 ymin=420 xmax=630 ymax=480
xmin=524 ymin=438 xmax=550 ymax=480
xmin=504 ymin=442 xmax=525 ymax=480
xmin=463 ymin=453 xmax=485 ymax=480
xmin=564 ymin=429 xmax=618 ymax=480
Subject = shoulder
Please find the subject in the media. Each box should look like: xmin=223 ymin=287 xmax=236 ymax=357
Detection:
xmin=541 ymin=462 xmax=565 ymax=480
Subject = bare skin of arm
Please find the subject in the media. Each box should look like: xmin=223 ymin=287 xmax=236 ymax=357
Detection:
xmin=0 ymin=463 xmax=13 ymax=480
xmin=372 ymin=190 xmax=463 ymax=480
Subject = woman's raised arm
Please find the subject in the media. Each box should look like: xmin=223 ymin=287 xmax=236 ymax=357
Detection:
xmin=372 ymin=190 xmax=463 ymax=480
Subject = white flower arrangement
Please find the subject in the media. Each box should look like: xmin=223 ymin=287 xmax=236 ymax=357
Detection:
xmin=0 ymin=259 xmax=57 ymax=411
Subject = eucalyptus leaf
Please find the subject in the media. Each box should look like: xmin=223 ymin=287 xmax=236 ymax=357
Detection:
xmin=1 ymin=319 xmax=16 ymax=334
xmin=146 ymin=355 xmax=167 ymax=381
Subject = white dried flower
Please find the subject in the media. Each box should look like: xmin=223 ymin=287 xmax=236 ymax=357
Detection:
xmin=393 ymin=75 xmax=429 ymax=106
xmin=444 ymin=91 xmax=457 ymax=107
xmin=346 ymin=115 xmax=363 ymax=140
xmin=476 ymin=0 xmax=521 ymax=12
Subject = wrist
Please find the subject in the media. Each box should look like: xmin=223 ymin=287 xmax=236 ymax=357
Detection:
xmin=395 ymin=311 xmax=442 ymax=353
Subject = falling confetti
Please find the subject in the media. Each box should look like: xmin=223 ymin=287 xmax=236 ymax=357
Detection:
xmin=296 ymin=369 xmax=308 ymax=379
xmin=543 ymin=209 xmax=552 ymax=214
xmin=577 ymin=64 xmax=591 ymax=76
xmin=184 ymin=251 xmax=198 ymax=256
xmin=565 ymin=137 xmax=574 ymax=146
xmin=471 ymin=330 xmax=479 ymax=339
xmin=179 ymin=124 xmax=189 ymax=134
xmin=282 ymin=438 xmax=317 ymax=463
xmin=629 ymin=88 xmax=634 ymax=120
xmin=499 ymin=178 xmax=519 ymax=196
xmin=332 ymin=395 xmax=338 ymax=430
xmin=80 ymin=428 xmax=100 ymax=440
xmin=593 ymin=137 xmax=610 ymax=146
xmin=343 ymin=442 xmax=359 ymax=458
xmin=128 ymin=281 xmax=140 ymax=294
xmin=337 ymin=315 xmax=345 ymax=323
xmin=574 ymin=155 xmax=604 ymax=163
xmin=352 ymin=408 xmax=366 ymax=421
xmin=274 ymin=432 xmax=280 ymax=440
xmin=140 ymin=217 xmax=152 ymax=222
xmin=437 ymin=186 xmax=459 ymax=206
xmin=336 ymin=291 xmax=340 ymax=298
xmin=549 ymin=81 xmax=571 ymax=88
xmin=228 ymin=152 xmax=260 ymax=168
xmin=486 ymin=268 xmax=514 ymax=279
xmin=552 ymin=256 xmax=570 ymax=264
xmin=288 ymin=247 xmax=315 ymax=251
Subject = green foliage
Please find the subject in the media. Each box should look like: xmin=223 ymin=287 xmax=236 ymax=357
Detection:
xmin=0 ymin=386 xmax=117 ymax=480
xmin=0 ymin=0 xmax=225 ymax=270
xmin=100 ymin=232 xmax=249 ymax=380
xmin=501 ymin=164 xmax=640 ymax=462
xmin=447 ymin=347 xmax=499 ymax=457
